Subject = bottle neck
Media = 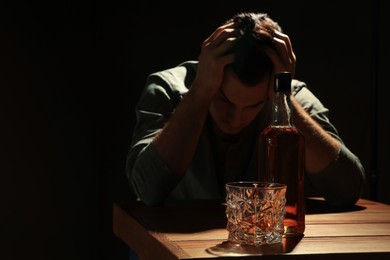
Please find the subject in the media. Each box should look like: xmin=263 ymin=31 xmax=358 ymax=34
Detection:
xmin=271 ymin=91 xmax=293 ymax=126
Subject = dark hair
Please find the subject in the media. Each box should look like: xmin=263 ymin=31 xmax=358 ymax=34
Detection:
xmin=224 ymin=13 xmax=282 ymax=86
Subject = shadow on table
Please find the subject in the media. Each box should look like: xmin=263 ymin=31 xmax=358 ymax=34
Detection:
xmin=206 ymin=235 xmax=303 ymax=256
xmin=305 ymin=197 xmax=366 ymax=214
xmin=125 ymin=200 xmax=228 ymax=233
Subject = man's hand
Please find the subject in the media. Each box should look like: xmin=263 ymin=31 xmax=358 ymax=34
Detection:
xmin=192 ymin=22 xmax=237 ymax=99
xmin=260 ymin=30 xmax=297 ymax=101
xmin=271 ymin=30 xmax=296 ymax=76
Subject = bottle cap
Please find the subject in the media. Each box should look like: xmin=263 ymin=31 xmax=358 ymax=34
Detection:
xmin=274 ymin=71 xmax=292 ymax=92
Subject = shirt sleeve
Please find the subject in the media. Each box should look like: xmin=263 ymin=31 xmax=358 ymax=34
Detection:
xmin=125 ymin=77 xmax=183 ymax=205
xmin=295 ymin=85 xmax=366 ymax=207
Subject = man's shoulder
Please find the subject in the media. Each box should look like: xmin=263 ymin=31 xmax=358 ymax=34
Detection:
xmin=152 ymin=60 xmax=197 ymax=78
xmin=147 ymin=61 xmax=198 ymax=95
xmin=291 ymin=79 xmax=307 ymax=95
xmin=292 ymin=78 xmax=329 ymax=114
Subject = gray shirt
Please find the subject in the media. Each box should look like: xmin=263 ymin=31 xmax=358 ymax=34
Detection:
xmin=126 ymin=61 xmax=365 ymax=206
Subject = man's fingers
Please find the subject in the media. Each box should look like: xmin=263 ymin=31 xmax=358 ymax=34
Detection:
xmin=274 ymin=31 xmax=296 ymax=68
xmin=271 ymin=37 xmax=296 ymax=75
xmin=204 ymin=22 xmax=235 ymax=45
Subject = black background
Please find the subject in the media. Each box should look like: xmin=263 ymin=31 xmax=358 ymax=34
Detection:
xmin=1 ymin=1 xmax=388 ymax=259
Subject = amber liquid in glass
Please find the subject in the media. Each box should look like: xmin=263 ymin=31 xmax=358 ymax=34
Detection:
xmin=258 ymin=125 xmax=305 ymax=236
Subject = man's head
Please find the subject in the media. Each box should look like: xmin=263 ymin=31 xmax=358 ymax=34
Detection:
xmin=210 ymin=12 xmax=282 ymax=137
xmin=224 ymin=12 xmax=282 ymax=85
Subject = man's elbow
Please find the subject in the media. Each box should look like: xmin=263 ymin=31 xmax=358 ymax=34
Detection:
xmin=325 ymin=172 xmax=365 ymax=208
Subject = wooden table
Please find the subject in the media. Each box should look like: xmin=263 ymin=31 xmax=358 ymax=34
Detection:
xmin=113 ymin=198 xmax=390 ymax=259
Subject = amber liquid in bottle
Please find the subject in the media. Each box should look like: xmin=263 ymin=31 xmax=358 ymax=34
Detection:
xmin=258 ymin=71 xmax=305 ymax=237
xmin=259 ymin=126 xmax=305 ymax=236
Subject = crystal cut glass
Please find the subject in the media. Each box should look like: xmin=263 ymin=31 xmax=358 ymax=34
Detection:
xmin=225 ymin=182 xmax=286 ymax=246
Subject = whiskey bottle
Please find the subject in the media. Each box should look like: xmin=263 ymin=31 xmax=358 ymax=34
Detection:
xmin=258 ymin=71 xmax=305 ymax=236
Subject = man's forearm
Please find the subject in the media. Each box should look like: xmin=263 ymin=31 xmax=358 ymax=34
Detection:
xmin=152 ymin=85 xmax=213 ymax=175
xmin=291 ymin=97 xmax=340 ymax=173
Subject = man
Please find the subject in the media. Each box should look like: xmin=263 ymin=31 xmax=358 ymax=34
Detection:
xmin=125 ymin=12 xmax=365 ymax=206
